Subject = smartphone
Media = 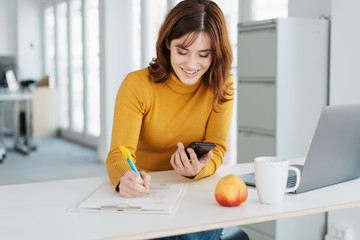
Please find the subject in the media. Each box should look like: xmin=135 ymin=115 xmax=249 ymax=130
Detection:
xmin=185 ymin=142 xmax=216 ymax=159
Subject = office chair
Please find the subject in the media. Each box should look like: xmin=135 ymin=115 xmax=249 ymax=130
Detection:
xmin=221 ymin=227 xmax=249 ymax=240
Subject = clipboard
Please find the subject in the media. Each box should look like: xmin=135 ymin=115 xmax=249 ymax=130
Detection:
xmin=71 ymin=181 xmax=188 ymax=214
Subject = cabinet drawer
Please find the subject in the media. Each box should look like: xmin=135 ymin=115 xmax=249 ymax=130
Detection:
xmin=238 ymin=28 xmax=277 ymax=78
xmin=243 ymin=221 xmax=276 ymax=239
xmin=238 ymin=82 xmax=276 ymax=131
xmin=237 ymin=131 xmax=276 ymax=163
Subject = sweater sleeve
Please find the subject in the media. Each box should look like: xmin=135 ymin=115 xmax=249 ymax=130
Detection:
xmin=105 ymin=72 xmax=149 ymax=187
xmin=193 ymin=76 xmax=234 ymax=180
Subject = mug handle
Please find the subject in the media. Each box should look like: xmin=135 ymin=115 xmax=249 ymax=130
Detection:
xmin=285 ymin=166 xmax=301 ymax=193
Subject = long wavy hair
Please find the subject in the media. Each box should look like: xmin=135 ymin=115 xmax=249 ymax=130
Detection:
xmin=148 ymin=0 xmax=233 ymax=108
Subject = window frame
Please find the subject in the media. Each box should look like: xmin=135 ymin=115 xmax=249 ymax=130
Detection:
xmin=42 ymin=0 xmax=100 ymax=148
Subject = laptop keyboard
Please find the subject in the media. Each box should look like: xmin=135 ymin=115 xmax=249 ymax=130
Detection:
xmin=287 ymin=175 xmax=297 ymax=188
xmin=287 ymin=164 xmax=303 ymax=188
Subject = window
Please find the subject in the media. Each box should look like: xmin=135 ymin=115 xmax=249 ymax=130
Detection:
xmin=70 ymin=0 xmax=84 ymax=133
xmin=86 ymin=0 xmax=100 ymax=136
xmin=57 ymin=2 xmax=69 ymax=129
xmin=43 ymin=0 xmax=100 ymax=146
xmin=44 ymin=6 xmax=55 ymax=88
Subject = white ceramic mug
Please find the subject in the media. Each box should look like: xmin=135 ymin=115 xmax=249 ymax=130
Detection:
xmin=255 ymin=157 xmax=301 ymax=204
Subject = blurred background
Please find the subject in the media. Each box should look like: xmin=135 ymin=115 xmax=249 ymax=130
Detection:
xmin=0 ymin=0 xmax=359 ymax=239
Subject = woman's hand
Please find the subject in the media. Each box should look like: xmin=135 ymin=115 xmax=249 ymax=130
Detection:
xmin=170 ymin=142 xmax=213 ymax=178
xmin=118 ymin=170 xmax=151 ymax=198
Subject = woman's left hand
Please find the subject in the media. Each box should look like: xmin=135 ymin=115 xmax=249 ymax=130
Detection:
xmin=170 ymin=142 xmax=213 ymax=178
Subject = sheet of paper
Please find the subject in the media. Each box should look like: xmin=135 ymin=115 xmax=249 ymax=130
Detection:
xmin=75 ymin=182 xmax=187 ymax=214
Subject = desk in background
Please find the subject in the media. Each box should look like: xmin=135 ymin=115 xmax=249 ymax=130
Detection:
xmin=0 ymin=91 xmax=34 ymax=156
xmin=0 ymin=161 xmax=360 ymax=239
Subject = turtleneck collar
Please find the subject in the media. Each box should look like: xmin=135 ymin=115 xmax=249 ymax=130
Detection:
xmin=166 ymin=71 xmax=202 ymax=94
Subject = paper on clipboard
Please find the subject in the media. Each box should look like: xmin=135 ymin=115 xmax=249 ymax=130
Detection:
xmin=73 ymin=182 xmax=188 ymax=214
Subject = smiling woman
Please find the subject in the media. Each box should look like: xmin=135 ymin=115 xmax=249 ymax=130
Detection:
xmin=106 ymin=0 xmax=233 ymax=192
xmin=106 ymin=1 xmax=234 ymax=238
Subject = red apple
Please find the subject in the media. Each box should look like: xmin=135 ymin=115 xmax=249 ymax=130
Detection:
xmin=214 ymin=174 xmax=248 ymax=207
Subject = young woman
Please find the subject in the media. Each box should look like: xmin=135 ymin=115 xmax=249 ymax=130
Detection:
xmin=106 ymin=1 xmax=234 ymax=238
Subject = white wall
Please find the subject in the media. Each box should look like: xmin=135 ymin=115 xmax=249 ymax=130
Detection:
xmin=288 ymin=0 xmax=331 ymax=18
xmin=17 ymin=0 xmax=43 ymax=80
xmin=0 ymin=0 xmax=42 ymax=79
xmin=98 ymin=0 xmax=139 ymax=162
xmin=329 ymin=0 xmax=360 ymax=105
xmin=0 ymin=0 xmax=17 ymax=56
xmin=327 ymin=0 xmax=360 ymax=238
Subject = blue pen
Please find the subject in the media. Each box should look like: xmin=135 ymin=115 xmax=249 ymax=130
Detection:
xmin=119 ymin=145 xmax=150 ymax=195
xmin=126 ymin=157 xmax=140 ymax=175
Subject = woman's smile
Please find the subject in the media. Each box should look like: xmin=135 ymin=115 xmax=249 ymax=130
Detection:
xmin=169 ymin=32 xmax=212 ymax=85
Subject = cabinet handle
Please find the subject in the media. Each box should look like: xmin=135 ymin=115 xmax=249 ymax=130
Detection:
xmin=238 ymin=128 xmax=275 ymax=137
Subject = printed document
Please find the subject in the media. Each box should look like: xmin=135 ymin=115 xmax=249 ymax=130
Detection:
xmin=74 ymin=182 xmax=187 ymax=214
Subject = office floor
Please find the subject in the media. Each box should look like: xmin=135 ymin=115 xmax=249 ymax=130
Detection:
xmin=0 ymin=137 xmax=107 ymax=185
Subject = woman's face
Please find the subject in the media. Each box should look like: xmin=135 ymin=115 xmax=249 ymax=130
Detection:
xmin=168 ymin=32 xmax=212 ymax=85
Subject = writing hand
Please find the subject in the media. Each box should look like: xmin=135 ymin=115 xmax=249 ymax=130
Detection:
xmin=170 ymin=142 xmax=213 ymax=178
xmin=118 ymin=170 xmax=151 ymax=198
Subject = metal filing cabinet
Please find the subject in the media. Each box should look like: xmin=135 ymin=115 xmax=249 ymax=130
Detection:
xmin=237 ymin=17 xmax=329 ymax=164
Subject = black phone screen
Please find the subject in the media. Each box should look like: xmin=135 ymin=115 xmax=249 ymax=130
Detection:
xmin=185 ymin=142 xmax=216 ymax=159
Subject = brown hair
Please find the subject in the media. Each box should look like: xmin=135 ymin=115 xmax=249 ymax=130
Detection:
xmin=148 ymin=0 xmax=233 ymax=108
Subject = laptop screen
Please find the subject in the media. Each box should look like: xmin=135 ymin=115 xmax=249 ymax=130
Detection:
xmin=295 ymin=104 xmax=360 ymax=193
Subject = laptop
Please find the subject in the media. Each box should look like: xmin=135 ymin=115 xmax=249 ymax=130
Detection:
xmin=240 ymin=104 xmax=360 ymax=193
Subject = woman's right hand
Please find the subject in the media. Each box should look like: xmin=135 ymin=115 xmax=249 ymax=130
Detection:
xmin=118 ymin=170 xmax=151 ymax=198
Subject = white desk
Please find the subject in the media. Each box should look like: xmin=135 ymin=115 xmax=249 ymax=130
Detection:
xmin=0 ymin=91 xmax=34 ymax=155
xmin=0 ymin=92 xmax=34 ymax=101
xmin=1 ymin=161 xmax=360 ymax=240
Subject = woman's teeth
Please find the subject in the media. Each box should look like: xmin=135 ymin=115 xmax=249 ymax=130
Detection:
xmin=183 ymin=69 xmax=198 ymax=74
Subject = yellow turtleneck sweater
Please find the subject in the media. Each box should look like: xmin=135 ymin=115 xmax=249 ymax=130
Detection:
xmin=106 ymin=68 xmax=233 ymax=187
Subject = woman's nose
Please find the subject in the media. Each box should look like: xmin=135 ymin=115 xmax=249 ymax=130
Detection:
xmin=185 ymin=55 xmax=198 ymax=69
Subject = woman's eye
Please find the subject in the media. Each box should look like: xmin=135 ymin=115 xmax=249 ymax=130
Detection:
xmin=199 ymin=54 xmax=209 ymax=58
xmin=177 ymin=51 xmax=186 ymax=56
